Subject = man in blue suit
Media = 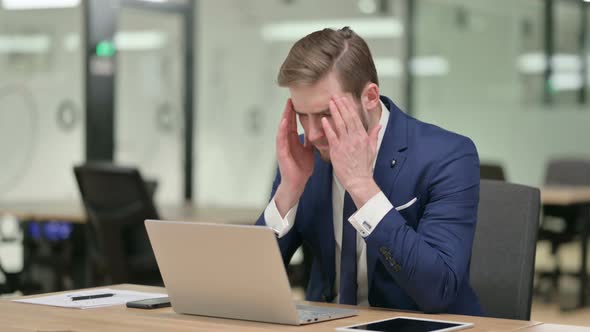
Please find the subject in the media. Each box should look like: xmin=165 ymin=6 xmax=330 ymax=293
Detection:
xmin=256 ymin=27 xmax=483 ymax=316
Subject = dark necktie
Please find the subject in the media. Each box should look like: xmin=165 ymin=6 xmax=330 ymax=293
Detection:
xmin=339 ymin=191 xmax=357 ymax=304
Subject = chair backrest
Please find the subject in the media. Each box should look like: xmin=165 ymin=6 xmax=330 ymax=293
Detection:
xmin=480 ymin=163 xmax=506 ymax=181
xmin=74 ymin=163 xmax=160 ymax=284
xmin=544 ymin=158 xmax=590 ymax=186
xmin=470 ymin=180 xmax=540 ymax=320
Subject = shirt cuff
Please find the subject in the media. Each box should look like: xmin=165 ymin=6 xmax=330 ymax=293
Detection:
xmin=348 ymin=191 xmax=393 ymax=237
xmin=263 ymin=197 xmax=298 ymax=238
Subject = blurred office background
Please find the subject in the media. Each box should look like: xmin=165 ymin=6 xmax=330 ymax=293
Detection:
xmin=0 ymin=0 xmax=590 ymax=325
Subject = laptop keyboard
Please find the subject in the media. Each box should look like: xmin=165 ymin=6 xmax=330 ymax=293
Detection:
xmin=296 ymin=304 xmax=349 ymax=323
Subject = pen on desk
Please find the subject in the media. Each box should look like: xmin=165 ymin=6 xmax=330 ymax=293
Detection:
xmin=71 ymin=293 xmax=114 ymax=301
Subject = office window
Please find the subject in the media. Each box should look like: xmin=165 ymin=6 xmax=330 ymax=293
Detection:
xmin=0 ymin=5 xmax=84 ymax=201
xmin=195 ymin=0 xmax=407 ymax=207
xmin=551 ymin=0 xmax=583 ymax=105
xmin=115 ymin=7 xmax=185 ymax=204
xmin=414 ymin=0 xmax=590 ymax=187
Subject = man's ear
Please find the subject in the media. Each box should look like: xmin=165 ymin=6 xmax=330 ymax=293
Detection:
xmin=361 ymin=83 xmax=380 ymax=110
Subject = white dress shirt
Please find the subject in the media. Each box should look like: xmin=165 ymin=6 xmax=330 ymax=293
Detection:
xmin=264 ymin=100 xmax=393 ymax=306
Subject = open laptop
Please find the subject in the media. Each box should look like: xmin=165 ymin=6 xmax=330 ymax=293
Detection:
xmin=145 ymin=220 xmax=358 ymax=325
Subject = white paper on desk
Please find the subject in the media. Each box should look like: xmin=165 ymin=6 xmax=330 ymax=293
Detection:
xmin=12 ymin=288 xmax=167 ymax=309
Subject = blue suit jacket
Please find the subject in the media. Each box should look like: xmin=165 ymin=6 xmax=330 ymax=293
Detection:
xmin=256 ymin=96 xmax=483 ymax=316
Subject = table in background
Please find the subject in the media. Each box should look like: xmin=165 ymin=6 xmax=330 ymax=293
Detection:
xmin=0 ymin=201 xmax=261 ymax=292
xmin=541 ymin=186 xmax=590 ymax=309
xmin=0 ymin=201 xmax=261 ymax=225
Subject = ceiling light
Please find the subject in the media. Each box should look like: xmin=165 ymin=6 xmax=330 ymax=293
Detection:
xmin=1 ymin=0 xmax=80 ymax=10
xmin=261 ymin=18 xmax=403 ymax=41
xmin=411 ymin=56 xmax=450 ymax=76
xmin=114 ymin=31 xmax=167 ymax=51
xmin=358 ymin=0 xmax=378 ymax=14
xmin=0 ymin=35 xmax=51 ymax=53
xmin=374 ymin=57 xmax=402 ymax=77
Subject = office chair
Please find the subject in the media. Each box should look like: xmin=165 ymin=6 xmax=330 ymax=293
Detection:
xmin=74 ymin=163 xmax=162 ymax=286
xmin=536 ymin=158 xmax=590 ymax=301
xmin=470 ymin=180 xmax=540 ymax=320
xmin=479 ymin=163 xmax=506 ymax=181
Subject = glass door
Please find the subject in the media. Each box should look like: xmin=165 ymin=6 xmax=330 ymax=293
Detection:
xmin=114 ymin=6 xmax=185 ymax=204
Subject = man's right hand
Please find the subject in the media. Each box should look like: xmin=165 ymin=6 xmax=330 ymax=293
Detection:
xmin=274 ymin=98 xmax=314 ymax=217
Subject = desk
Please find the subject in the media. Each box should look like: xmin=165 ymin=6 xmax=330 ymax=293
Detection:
xmin=0 ymin=201 xmax=261 ymax=225
xmin=0 ymin=284 xmax=545 ymax=332
xmin=520 ymin=324 xmax=590 ymax=331
xmin=541 ymin=186 xmax=590 ymax=309
xmin=541 ymin=186 xmax=590 ymax=206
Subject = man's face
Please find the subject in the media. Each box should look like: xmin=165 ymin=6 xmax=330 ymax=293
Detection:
xmin=289 ymin=72 xmax=368 ymax=162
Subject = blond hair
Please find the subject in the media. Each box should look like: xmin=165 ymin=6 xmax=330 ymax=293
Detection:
xmin=277 ymin=27 xmax=378 ymax=98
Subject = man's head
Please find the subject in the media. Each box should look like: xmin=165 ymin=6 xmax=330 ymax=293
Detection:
xmin=278 ymin=27 xmax=381 ymax=161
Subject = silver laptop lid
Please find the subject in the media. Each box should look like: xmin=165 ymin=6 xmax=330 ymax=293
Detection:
xmin=145 ymin=220 xmax=300 ymax=325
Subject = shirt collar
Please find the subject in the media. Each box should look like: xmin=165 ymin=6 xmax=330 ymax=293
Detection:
xmin=373 ymin=99 xmax=390 ymax=168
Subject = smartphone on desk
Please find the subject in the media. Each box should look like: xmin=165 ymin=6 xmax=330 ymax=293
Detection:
xmin=126 ymin=297 xmax=171 ymax=309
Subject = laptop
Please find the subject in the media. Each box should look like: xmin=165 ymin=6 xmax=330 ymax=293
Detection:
xmin=145 ymin=220 xmax=358 ymax=325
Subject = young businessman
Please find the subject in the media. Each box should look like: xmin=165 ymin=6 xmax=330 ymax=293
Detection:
xmin=255 ymin=27 xmax=483 ymax=316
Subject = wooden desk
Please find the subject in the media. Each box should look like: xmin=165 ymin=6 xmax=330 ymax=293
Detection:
xmin=541 ymin=186 xmax=590 ymax=309
xmin=541 ymin=186 xmax=590 ymax=205
xmin=0 ymin=201 xmax=86 ymax=223
xmin=519 ymin=323 xmax=590 ymax=331
xmin=0 ymin=284 xmax=543 ymax=332
xmin=0 ymin=201 xmax=261 ymax=225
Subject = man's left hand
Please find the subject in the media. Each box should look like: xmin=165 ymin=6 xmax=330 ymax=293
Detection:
xmin=322 ymin=95 xmax=382 ymax=208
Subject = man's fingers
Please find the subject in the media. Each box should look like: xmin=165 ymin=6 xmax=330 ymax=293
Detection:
xmin=328 ymin=99 xmax=346 ymax=137
xmin=277 ymin=118 xmax=293 ymax=160
xmin=277 ymin=118 xmax=287 ymax=149
xmin=335 ymin=96 xmax=362 ymax=133
xmin=282 ymin=98 xmax=296 ymax=134
xmin=287 ymin=99 xmax=299 ymax=135
xmin=322 ymin=117 xmax=338 ymax=146
xmin=282 ymin=99 xmax=291 ymax=121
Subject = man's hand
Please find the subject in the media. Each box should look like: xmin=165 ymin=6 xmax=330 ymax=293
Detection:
xmin=275 ymin=99 xmax=315 ymax=217
xmin=322 ymin=95 xmax=382 ymax=208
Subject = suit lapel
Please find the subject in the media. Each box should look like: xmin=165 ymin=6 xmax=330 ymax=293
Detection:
xmin=367 ymin=96 xmax=409 ymax=292
xmin=312 ymin=154 xmax=336 ymax=301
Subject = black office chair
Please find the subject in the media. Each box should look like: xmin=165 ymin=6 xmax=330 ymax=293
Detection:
xmin=74 ymin=163 xmax=162 ymax=286
xmin=536 ymin=158 xmax=590 ymax=301
xmin=470 ymin=180 xmax=540 ymax=320
xmin=479 ymin=162 xmax=506 ymax=181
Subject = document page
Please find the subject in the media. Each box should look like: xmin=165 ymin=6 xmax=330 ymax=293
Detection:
xmin=13 ymin=288 xmax=167 ymax=309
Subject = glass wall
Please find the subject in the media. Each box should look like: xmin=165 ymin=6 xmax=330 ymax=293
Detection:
xmin=115 ymin=7 xmax=185 ymax=204
xmin=415 ymin=0 xmax=590 ymax=187
xmin=1 ymin=0 xmax=588 ymax=205
xmin=195 ymin=0 xmax=407 ymax=207
xmin=552 ymin=0 xmax=582 ymax=105
xmin=0 ymin=5 xmax=84 ymax=202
